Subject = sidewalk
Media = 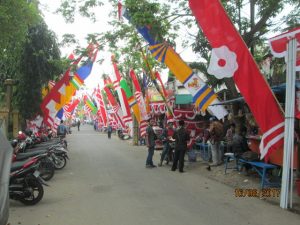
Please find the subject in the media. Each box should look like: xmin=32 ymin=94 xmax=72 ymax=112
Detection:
xmin=118 ymin=133 xmax=300 ymax=214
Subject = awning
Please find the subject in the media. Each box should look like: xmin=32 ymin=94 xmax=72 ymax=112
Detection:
xmin=175 ymin=94 xmax=193 ymax=104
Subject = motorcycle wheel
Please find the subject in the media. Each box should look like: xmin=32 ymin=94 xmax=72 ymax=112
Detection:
xmin=54 ymin=155 xmax=67 ymax=170
xmin=39 ymin=158 xmax=55 ymax=181
xmin=19 ymin=177 xmax=44 ymax=205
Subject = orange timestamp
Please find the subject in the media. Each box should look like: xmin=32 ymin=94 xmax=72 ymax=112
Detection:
xmin=235 ymin=188 xmax=280 ymax=198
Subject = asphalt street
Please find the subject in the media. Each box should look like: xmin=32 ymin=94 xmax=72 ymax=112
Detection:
xmin=8 ymin=125 xmax=300 ymax=225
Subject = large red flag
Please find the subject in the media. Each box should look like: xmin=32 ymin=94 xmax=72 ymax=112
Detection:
xmin=189 ymin=0 xmax=284 ymax=160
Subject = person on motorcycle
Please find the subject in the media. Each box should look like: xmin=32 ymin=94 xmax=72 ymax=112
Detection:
xmin=158 ymin=121 xmax=175 ymax=166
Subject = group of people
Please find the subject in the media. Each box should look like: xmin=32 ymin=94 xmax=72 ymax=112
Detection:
xmin=145 ymin=119 xmax=190 ymax=173
xmin=145 ymin=117 xmax=250 ymax=172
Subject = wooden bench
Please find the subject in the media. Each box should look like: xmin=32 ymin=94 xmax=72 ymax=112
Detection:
xmin=238 ymin=158 xmax=280 ymax=189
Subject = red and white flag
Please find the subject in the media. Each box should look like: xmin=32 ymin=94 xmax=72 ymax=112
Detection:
xmin=189 ymin=0 xmax=285 ymax=160
xmin=269 ymin=27 xmax=300 ymax=71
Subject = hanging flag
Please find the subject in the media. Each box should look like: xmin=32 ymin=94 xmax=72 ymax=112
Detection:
xmin=95 ymin=85 xmax=108 ymax=126
xmin=84 ymin=95 xmax=98 ymax=114
xmin=130 ymin=69 xmax=149 ymax=137
xmin=119 ymin=3 xmax=227 ymax=119
xmin=189 ymin=0 xmax=285 ymax=160
xmin=269 ymin=27 xmax=300 ymax=71
xmin=41 ymin=44 xmax=98 ymax=127
xmin=63 ymin=98 xmax=80 ymax=119
xmin=104 ymin=86 xmax=125 ymax=129
xmin=119 ymin=78 xmax=141 ymax=123
xmin=111 ymin=56 xmax=133 ymax=125
xmin=41 ymin=53 xmax=76 ymax=126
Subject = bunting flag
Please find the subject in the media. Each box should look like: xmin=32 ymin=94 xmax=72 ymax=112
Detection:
xmin=189 ymin=0 xmax=284 ymax=159
xmin=111 ymin=56 xmax=133 ymax=125
xmin=130 ymin=69 xmax=149 ymax=137
xmin=269 ymin=27 xmax=300 ymax=71
xmin=119 ymin=3 xmax=227 ymax=119
xmin=95 ymin=85 xmax=108 ymax=126
xmin=119 ymin=78 xmax=141 ymax=123
xmin=104 ymin=86 xmax=125 ymax=129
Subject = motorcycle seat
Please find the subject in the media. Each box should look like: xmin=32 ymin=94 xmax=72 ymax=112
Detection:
xmin=10 ymin=159 xmax=32 ymax=172
xmin=16 ymin=150 xmax=48 ymax=161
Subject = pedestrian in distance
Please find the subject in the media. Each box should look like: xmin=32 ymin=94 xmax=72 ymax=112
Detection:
xmin=171 ymin=120 xmax=190 ymax=173
xmin=145 ymin=119 xmax=157 ymax=168
xmin=107 ymin=124 xmax=113 ymax=139
xmin=77 ymin=120 xmax=81 ymax=131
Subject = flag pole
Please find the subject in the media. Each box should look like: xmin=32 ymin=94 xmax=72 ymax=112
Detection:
xmin=138 ymin=44 xmax=175 ymax=118
xmin=280 ymin=37 xmax=297 ymax=209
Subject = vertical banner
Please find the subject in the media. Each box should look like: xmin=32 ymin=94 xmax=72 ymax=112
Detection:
xmin=189 ymin=0 xmax=284 ymax=159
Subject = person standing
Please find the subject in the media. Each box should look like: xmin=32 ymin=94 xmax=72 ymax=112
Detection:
xmin=171 ymin=120 xmax=190 ymax=173
xmin=158 ymin=121 xmax=175 ymax=166
xmin=225 ymin=123 xmax=235 ymax=152
xmin=57 ymin=120 xmax=67 ymax=138
xmin=107 ymin=124 xmax=112 ymax=139
xmin=208 ymin=118 xmax=224 ymax=166
xmin=77 ymin=120 xmax=81 ymax=131
xmin=145 ymin=119 xmax=157 ymax=168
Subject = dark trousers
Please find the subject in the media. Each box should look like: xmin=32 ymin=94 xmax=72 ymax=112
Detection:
xmin=108 ymin=131 xmax=112 ymax=139
xmin=172 ymin=149 xmax=186 ymax=172
xmin=146 ymin=146 xmax=155 ymax=165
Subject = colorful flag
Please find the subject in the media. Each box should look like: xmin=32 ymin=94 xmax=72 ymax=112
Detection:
xmin=119 ymin=3 xmax=227 ymax=119
xmin=119 ymin=78 xmax=141 ymax=123
xmin=130 ymin=69 xmax=149 ymax=137
xmin=104 ymin=86 xmax=125 ymax=129
xmin=189 ymin=0 xmax=284 ymax=159
xmin=84 ymin=95 xmax=98 ymax=114
xmin=111 ymin=56 xmax=133 ymax=125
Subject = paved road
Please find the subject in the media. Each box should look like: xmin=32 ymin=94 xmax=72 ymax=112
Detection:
xmin=8 ymin=125 xmax=300 ymax=225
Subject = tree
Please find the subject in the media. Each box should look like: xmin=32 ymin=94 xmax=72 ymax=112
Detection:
xmin=0 ymin=0 xmax=40 ymax=104
xmin=15 ymin=21 xmax=64 ymax=121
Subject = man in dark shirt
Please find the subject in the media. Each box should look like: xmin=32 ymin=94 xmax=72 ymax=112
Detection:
xmin=171 ymin=120 xmax=190 ymax=173
xmin=146 ymin=119 xmax=157 ymax=168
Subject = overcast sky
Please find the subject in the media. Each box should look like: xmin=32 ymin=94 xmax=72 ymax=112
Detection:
xmin=39 ymin=1 xmax=293 ymax=92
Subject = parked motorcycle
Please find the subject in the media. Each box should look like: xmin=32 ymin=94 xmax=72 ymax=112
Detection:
xmin=10 ymin=158 xmax=47 ymax=205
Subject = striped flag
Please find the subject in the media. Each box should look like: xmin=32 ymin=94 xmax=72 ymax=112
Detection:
xmin=119 ymin=3 xmax=227 ymax=119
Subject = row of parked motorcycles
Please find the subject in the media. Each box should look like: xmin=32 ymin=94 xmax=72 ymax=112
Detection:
xmin=9 ymin=130 xmax=69 ymax=205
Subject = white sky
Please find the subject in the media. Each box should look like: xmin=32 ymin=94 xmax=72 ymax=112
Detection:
xmin=39 ymin=0 xmax=190 ymax=90
xmin=39 ymin=1 xmax=293 ymax=92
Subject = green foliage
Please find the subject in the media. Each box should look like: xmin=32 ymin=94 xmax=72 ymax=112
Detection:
xmin=15 ymin=21 xmax=63 ymax=120
xmin=0 ymin=0 xmax=40 ymax=102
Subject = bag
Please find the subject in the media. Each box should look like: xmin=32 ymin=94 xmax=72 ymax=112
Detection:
xmin=240 ymin=151 xmax=259 ymax=161
xmin=57 ymin=125 xmax=66 ymax=135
